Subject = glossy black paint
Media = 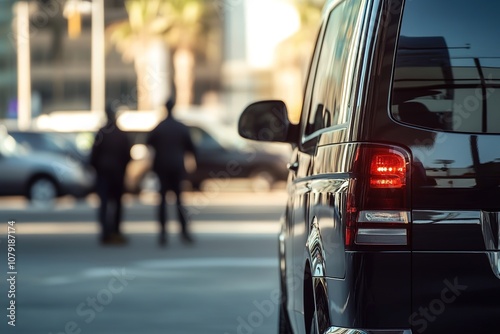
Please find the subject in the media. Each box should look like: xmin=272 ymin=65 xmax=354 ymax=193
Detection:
xmin=410 ymin=253 xmax=500 ymax=333
xmin=238 ymin=100 xmax=299 ymax=143
xmin=363 ymin=1 xmax=500 ymax=331
xmin=323 ymin=252 xmax=411 ymax=328
xmin=239 ymin=0 xmax=500 ymax=333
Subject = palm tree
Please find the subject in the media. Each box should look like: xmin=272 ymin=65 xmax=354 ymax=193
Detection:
xmin=106 ymin=0 xmax=211 ymax=110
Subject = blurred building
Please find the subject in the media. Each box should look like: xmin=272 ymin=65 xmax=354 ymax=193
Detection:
xmin=222 ymin=0 xmax=304 ymax=124
xmin=0 ymin=0 xmax=133 ymax=119
xmin=1 ymin=0 xmax=223 ymax=122
xmin=0 ymin=0 xmax=17 ymax=119
xmin=0 ymin=0 xmax=321 ymax=129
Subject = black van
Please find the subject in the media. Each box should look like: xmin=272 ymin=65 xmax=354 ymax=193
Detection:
xmin=238 ymin=0 xmax=500 ymax=333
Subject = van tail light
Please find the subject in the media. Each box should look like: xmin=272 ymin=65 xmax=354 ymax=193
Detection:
xmin=346 ymin=145 xmax=411 ymax=250
xmin=369 ymin=151 xmax=406 ymax=188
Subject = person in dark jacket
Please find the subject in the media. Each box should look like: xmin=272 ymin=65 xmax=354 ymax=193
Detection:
xmin=90 ymin=103 xmax=131 ymax=245
xmin=147 ymin=99 xmax=197 ymax=246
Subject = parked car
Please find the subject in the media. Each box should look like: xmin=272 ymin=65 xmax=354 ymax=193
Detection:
xmin=0 ymin=130 xmax=94 ymax=205
xmin=125 ymin=124 xmax=289 ymax=193
xmin=8 ymin=130 xmax=90 ymax=166
xmin=238 ymin=0 xmax=500 ymax=333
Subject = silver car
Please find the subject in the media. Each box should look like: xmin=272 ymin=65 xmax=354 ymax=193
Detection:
xmin=0 ymin=132 xmax=94 ymax=204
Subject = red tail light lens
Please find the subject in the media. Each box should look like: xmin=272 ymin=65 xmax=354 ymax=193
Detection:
xmin=345 ymin=145 xmax=411 ymax=249
xmin=369 ymin=152 xmax=406 ymax=188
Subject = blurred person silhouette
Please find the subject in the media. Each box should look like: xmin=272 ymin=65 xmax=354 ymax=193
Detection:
xmin=90 ymin=102 xmax=131 ymax=245
xmin=147 ymin=98 xmax=197 ymax=246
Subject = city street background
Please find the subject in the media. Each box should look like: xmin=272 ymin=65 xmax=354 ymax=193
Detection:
xmin=0 ymin=1 xmax=321 ymax=333
xmin=0 ymin=187 xmax=287 ymax=334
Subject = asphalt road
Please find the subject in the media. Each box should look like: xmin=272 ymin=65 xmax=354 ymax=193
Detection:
xmin=0 ymin=191 xmax=287 ymax=334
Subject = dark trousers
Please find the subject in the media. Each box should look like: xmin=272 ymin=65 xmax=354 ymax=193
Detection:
xmin=157 ymin=171 xmax=189 ymax=235
xmin=96 ymin=174 xmax=124 ymax=239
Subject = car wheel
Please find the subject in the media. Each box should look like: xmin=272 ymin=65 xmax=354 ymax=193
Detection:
xmin=250 ymin=170 xmax=275 ymax=192
xmin=28 ymin=177 xmax=58 ymax=206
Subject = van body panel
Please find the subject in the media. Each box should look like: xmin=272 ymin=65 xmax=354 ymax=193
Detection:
xmin=323 ymin=252 xmax=411 ymax=328
xmin=363 ymin=0 xmax=500 ymax=332
xmin=239 ymin=0 xmax=500 ymax=332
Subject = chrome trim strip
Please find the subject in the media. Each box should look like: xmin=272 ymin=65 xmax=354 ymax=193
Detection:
xmin=481 ymin=211 xmax=497 ymax=250
xmin=307 ymin=217 xmax=326 ymax=277
xmin=309 ymin=178 xmax=349 ymax=194
xmin=412 ymin=210 xmax=480 ymax=225
xmin=348 ymin=0 xmax=377 ymax=141
xmin=324 ymin=327 xmax=412 ymax=334
xmin=486 ymin=252 xmax=500 ymax=279
xmin=325 ymin=328 xmax=369 ymax=334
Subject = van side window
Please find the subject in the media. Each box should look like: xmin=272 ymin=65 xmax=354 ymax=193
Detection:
xmin=392 ymin=0 xmax=500 ymax=133
xmin=304 ymin=0 xmax=363 ymax=138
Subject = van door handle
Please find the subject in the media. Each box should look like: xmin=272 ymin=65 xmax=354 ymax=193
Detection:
xmin=287 ymin=162 xmax=299 ymax=172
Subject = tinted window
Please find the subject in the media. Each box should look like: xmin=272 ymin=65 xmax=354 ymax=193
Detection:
xmin=12 ymin=132 xmax=68 ymax=152
xmin=304 ymin=0 xmax=363 ymax=137
xmin=189 ymin=127 xmax=223 ymax=151
xmin=392 ymin=0 xmax=500 ymax=133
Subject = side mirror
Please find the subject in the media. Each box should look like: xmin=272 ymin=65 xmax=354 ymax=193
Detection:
xmin=238 ymin=100 xmax=298 ymax=143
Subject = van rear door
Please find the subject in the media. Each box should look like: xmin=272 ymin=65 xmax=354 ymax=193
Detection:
xmin=391 ymin=0 xmax=500 ymax=332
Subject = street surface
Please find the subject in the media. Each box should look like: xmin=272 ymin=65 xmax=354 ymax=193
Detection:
xmin=0 ymin=189 xmax=287 ymax=334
